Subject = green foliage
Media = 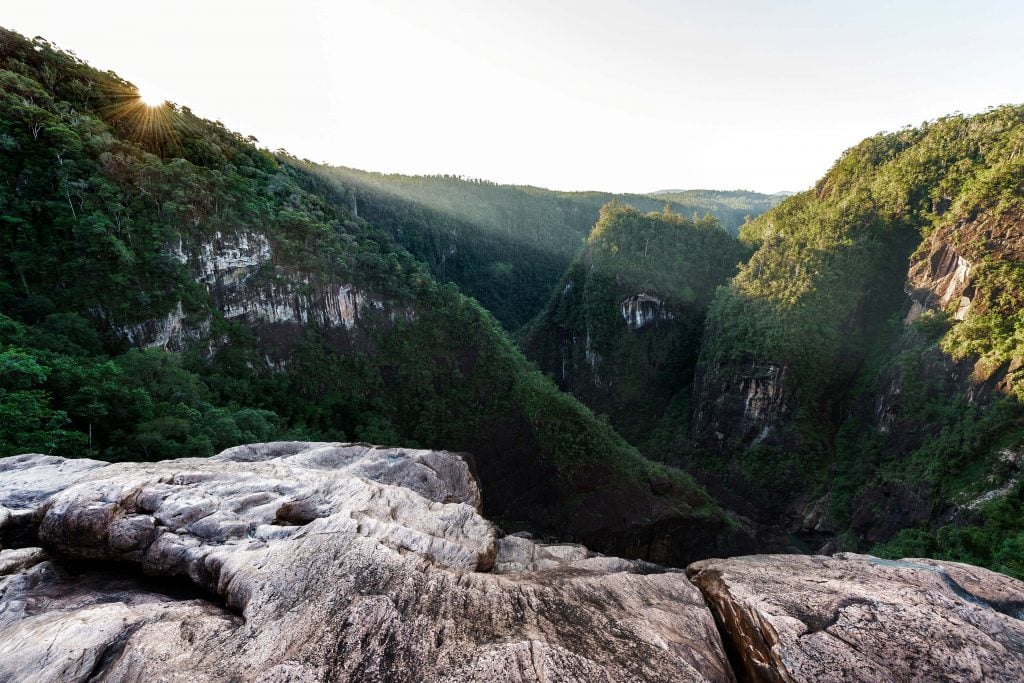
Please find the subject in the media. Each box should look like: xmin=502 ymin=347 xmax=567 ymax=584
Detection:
xmin=0 ymin=27 xmax=727 ymax=543
xmin=0 ymin=310 xmax=298 ymax=460
xmin=522 ymin=202 xmax=748 ymax=451
xmin=874 ymin=482 xmax=1024 ymax=579
xmin=302 ymin=166 xmax=774 ymax=330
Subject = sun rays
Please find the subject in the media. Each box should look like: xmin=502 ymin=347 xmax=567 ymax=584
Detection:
xmin=98 ymin=81 xmax=183 ymax=152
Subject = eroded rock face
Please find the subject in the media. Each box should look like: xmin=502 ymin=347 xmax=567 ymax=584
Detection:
xmin=117 ymin=231 xmax=415 ymax=352
xmin=908 ymin=241 xmax=973 ymax=320
xmin=0 ymin=443 xmax=732 ymax=682
xmin=688 ymin=553 xmax=1024 ymax=682
xmin=899 ymin=211 xmax=1024 ymax=405
xmin=693 ymin=361 xmax=789 ymax=452
xmin=620 ymin=293 xmax=675 ymax=330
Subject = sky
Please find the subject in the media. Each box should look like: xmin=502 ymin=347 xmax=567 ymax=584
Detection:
xmin=5 ymin=1 xmax=1024 ymax=194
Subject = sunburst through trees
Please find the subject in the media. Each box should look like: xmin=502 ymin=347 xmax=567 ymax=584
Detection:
xmin=101 ymin=83 xmax=180 ymax=152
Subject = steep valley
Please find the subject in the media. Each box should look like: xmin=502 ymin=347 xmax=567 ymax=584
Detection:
xmin=3 ymin=22 xmax=1024 ymax=682
xmin=523 ymin=107 xmax=1024 ymax=575
xmin=0 ymin=27 xmax=750 ymax=566
xmin=300 ymin=164 xmax=779 ymax=332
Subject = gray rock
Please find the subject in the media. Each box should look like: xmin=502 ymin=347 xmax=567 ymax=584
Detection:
xmin=687 ymin=552 xmax=1024 ymax=682
xmin=0 ymin=443 xmax=732 ymax=682
xmin=0 ymin=454 xmax=108 ymax=511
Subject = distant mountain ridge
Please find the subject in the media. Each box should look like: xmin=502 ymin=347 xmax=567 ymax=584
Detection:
xmin=650 ymin=188 xmax=788 ymax=214
xmin=301 ymin=166 xmax=776 ymax=330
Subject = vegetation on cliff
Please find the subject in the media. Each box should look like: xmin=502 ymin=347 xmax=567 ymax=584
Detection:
xmin=0 ymin=27 xmax=741 ymax=558
xmin=690 ymin=106 xmax=1024 ymax=575
xmin=520 ymin=201 xmax=749 ymax=450
xmin=305 ymin=165 xmax=774 ymax=330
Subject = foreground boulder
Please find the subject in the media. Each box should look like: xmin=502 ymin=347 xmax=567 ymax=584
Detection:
xmin=4 ymin=444 xmax=1024 ymax=682
xmin=688 ymin=553 xmax=1024 ymax=682
xmin=0 ymin=443 xmax=731 ymax=682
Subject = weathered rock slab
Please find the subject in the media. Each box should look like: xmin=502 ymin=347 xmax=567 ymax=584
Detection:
xmin=688 ymin=553 xmax=1024 ymax=682
xmin=0 ymin=443 xmax=732 ymax=682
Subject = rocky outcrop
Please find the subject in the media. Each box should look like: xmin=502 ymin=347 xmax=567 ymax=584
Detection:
xmin=119 ymin=300 xmax=211 ymax=351
xmin=0 ymin=443 xmax=733 ymax=682
xmin=693 ymin=361 xmax=788 ymax=452
xmin=899 ymin=211 xmax=1024 ymax=403
xmin=118 ymin=230 xmax=414 ymax=351
xmin=620 ymin=293 xmax=675 ymax=330
xmin=4 ymin=445 xmax=1024 ymax=681
xmin=688 ymin=553 xmax=1024 ymax=682
xmin=907 ymin=241 xmax=973 ymax=320
xmin=904 ymin=209 xmax=1024 ymax=326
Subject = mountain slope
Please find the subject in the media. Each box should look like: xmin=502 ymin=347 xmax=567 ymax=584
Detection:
xmin=306 ymin=166 xmax=775 ymax=330
xmin=0 ymin=27 xmax=749 ymax=563
xmin=521 ymin=202 xmax=750 ymax=453
xmin=689 ymin=107 xmax=1024 ymax=573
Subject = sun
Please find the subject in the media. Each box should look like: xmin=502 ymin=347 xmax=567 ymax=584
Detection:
xmin=138 ymin=87 xmax=166 ymax=107
xmin=103 ymin=82 xmax=179 ymax=149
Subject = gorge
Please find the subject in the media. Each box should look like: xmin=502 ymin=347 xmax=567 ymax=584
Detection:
xmin=2 ymin=21 xmax=1024 ymax=682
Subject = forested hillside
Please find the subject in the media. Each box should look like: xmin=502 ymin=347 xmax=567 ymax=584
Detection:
xmin=650 ymin=188 xmax=788 ymax=229
xmin=5 ymin=22 xmax=1023 ymax=581
xmin=689 ymin=107 xmax=1024 ymax=575
xmin=305 ymin=165 xmax=775 ymax=330
xmin=515 ymin=107 xmax=1024 ymax=578
xmin=0 ymin=27 xmax=749 ymax=563
xmin=521 ymin=202 xmax=749 ymax=451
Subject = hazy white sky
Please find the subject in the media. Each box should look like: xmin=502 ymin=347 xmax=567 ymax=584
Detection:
xmin=6 ymin=1 xmax=1024 ymax=193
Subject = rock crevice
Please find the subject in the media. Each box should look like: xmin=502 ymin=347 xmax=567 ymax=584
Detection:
xmin=687 ymin=553 xmax=1024 ymax=682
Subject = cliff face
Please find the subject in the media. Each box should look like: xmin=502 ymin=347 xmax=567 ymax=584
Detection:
xmin=902 ymin=210 xmax=1024 ymax=399
xmin=620 ymin=293 xmax=676 ymax=330
xmin=117 ymin=228 xmax=413 ymax=361
xmin=844 ymin=209 xmax=1024 ymax=550
xmin=692 ymin=361 xmax=789 ymax=452
xmin=3 ymin=444 xmax=1023 ymax=682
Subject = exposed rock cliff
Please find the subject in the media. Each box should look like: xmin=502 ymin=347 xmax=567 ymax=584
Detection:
xmin=693 ymin=361 xmax=789 ymax=452
xmin=119 ymin=229 xmax=413 ymax=355
xmin=620 ymin=293 xmax=676 ymax=330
